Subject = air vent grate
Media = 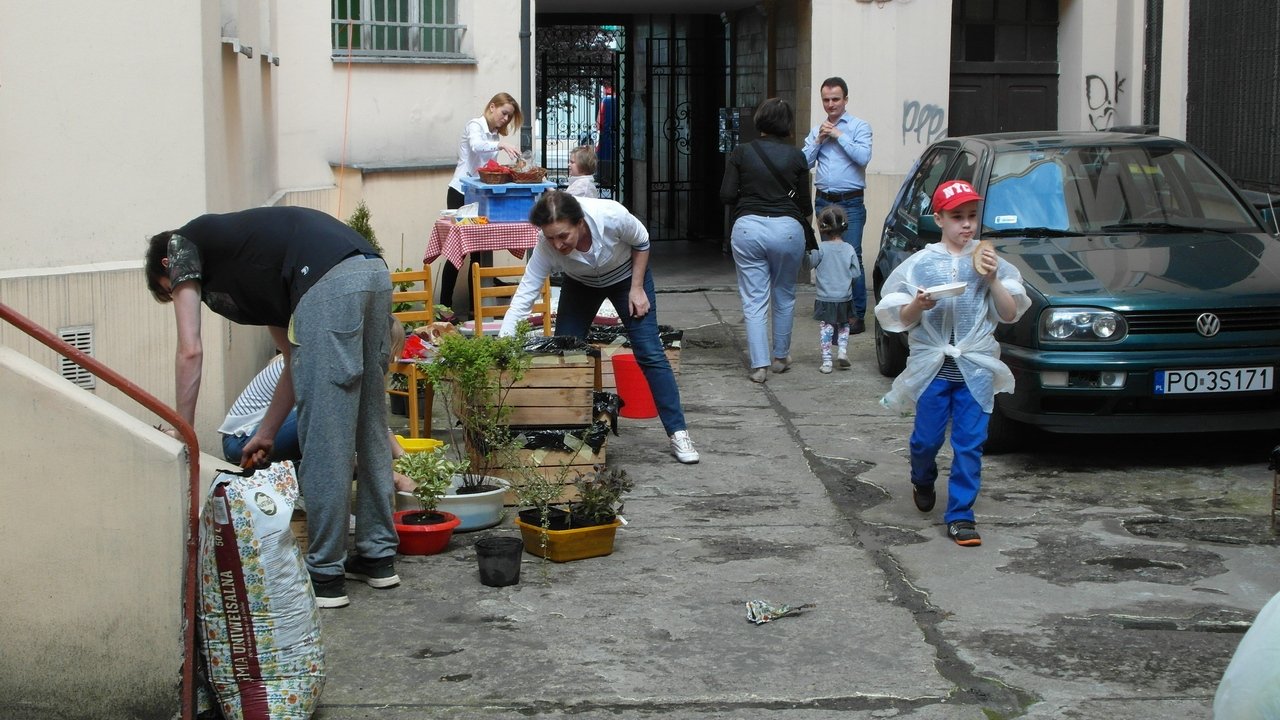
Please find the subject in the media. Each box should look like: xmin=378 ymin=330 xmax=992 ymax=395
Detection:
xmin=57 ymin=325 xmax=96 ymax=390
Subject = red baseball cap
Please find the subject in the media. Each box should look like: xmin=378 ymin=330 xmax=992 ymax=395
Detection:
xmin=932 ymin=180 xmax=983 ymax=212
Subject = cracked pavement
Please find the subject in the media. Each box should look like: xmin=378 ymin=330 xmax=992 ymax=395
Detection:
xmin=318 ymin=273 xmax=1279 ymax=720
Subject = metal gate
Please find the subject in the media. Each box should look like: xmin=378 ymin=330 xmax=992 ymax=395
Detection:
xmin=645 ymin=36 xmax=717 ymax=240
xmin=1187 ymin=2 xmax=1280 ymax=191
xmin=536 ymin=25 xmax=624 ymax=201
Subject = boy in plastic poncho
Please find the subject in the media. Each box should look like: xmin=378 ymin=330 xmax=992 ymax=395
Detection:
xmin=874 ymin=180 xmax=1030 ymax=547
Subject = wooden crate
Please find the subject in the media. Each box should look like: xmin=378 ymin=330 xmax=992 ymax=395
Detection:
xmin=468 ymin=434 xmax=606 ymax=505
xmin=498 ymin=353 xmax=597 ymax=426
xmin=593 ymin=345 xmax=681 ymax=392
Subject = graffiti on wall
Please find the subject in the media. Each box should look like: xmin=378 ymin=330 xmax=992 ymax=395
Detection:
xmin=1086 ymin=72 xmax=1126 ymax=130
xmin=902 ymin=100 xmax=946 ymax=145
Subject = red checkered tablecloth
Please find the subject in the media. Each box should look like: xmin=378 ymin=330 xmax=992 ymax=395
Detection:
xmin=424 ymin=218 xmax=540 ymax=269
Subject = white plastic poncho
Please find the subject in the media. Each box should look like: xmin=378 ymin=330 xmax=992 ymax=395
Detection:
xmin=874 ymin=240 xmax=1030 ymax=414
xmin=1214 ymin=590 xmax=1280 ymax=719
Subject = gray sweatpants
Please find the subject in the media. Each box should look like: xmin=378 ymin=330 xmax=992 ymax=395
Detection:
xmin=291 ymin=255 xmax=394 ymax=578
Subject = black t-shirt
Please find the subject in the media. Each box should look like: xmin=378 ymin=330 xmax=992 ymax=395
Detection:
xmin=167 ymin=207 xmax=377 ymax=327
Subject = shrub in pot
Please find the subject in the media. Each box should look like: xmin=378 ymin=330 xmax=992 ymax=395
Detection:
xmin=514 ymin=465 xmax=634 ymax=562
xmin=391 ymin=445 xmax=463 ymax=555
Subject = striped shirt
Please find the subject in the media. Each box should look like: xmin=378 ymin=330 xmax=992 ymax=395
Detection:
xmin=218 ymin=355 xmax=284 ymax=437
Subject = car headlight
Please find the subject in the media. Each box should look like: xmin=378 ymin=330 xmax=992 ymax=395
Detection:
xmin=1039 ymin=308 xmax=1127 ymax=341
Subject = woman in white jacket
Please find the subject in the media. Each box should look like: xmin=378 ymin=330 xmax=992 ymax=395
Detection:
xmin=439 ymin=92 xmax=524 ymax=309
xmin=500 ymin=190 xmax=699 ymax=465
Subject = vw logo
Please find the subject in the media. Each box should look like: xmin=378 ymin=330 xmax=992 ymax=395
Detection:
xmin=1196 ymin=312 xmax=1221 ymax=337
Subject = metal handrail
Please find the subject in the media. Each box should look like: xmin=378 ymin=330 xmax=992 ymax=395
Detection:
xmin=0 ymin=301 xmax=199 ymax=720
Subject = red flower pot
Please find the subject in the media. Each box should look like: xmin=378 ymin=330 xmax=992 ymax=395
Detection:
xmin=394 ymin=509 xmax=461 ymax=555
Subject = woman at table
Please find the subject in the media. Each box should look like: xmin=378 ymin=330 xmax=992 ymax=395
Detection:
xmin=439 ymin=92 xmax=524 ymax=311
xmin=499 ymin=190 xmax=700 ymax=465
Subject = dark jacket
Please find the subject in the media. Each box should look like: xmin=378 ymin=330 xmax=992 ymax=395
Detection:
xmin=720 ymin=136 xmax=813 ymax=229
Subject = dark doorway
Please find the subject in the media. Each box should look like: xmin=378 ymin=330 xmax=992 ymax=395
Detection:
xmin=948 ymin=0 xmax=1059 ymax=136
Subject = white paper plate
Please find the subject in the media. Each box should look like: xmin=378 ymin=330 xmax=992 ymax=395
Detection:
xmin=925 ymin=281 xmax=967 ymax=299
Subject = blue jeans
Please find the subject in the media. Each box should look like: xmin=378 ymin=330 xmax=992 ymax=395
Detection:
xmin=909 ymin=377 xmax=989 ymax=524
xmin=221 ymin=408 xmax=302 ymax=464
xmin=729 ymin=214 xmax=804 ymax=369
xmin=556 ymin=269 xmax=687 ymax=436
xmin=814 ymin=195 xmax=867 ymax=318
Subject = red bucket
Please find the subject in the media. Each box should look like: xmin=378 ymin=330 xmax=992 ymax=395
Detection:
xmin=610 ymin=352 xmax=658 ymax=419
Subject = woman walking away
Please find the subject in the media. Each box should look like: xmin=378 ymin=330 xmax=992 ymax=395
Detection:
xmin=720 ymin=98 xmax=814 ymax=383
xmin=809 ymin=205 xmax=862 ymax=374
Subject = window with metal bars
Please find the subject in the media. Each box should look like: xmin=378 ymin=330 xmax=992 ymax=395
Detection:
xmin=331 ymin=0 xmax=467 ymax=60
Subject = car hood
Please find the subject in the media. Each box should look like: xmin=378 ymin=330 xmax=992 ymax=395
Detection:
xmin=994 ymin=231 xmax=1280 ymax=307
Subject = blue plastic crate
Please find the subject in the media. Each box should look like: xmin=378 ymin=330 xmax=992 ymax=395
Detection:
xmin=460 ymin=177 xmax=556 ymax=223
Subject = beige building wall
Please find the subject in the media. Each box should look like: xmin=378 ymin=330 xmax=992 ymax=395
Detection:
xmin=808 ymin=0 xmax=952 ymax=273
xmin=1059 ymin=0 xmax=1147 ymax=132
xmin=0 ymin=345 xmax=225 ymax=717
xmin=1159 ymin=0 xmax=1191 ymax=139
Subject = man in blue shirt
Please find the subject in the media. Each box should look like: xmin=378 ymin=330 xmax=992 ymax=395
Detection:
xmin=803 ymin=77 xmax=873 ymax=333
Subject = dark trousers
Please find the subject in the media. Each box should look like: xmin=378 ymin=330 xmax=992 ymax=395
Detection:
xmin=438 ymin=187 xmax=492 ymax=315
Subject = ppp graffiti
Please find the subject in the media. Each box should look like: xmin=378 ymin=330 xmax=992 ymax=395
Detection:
xmin=902 ymin=100 xmax=946 ymax=145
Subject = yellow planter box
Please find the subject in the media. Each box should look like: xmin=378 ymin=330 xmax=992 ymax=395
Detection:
xmin=515 ymin=516 xmax=621 ymax=562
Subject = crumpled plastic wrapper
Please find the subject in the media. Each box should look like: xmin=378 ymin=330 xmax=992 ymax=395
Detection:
xmin=745 ymin=599 xmax=816 ymax=625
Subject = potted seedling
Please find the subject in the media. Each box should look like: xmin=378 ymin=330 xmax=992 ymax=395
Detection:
xmin=514 ymin=464 xmax=634 ymax=562
xmin=391 ymin=444 xmax=464 ymax=554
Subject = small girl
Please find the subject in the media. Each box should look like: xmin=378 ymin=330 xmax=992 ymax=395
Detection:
xmin=809 ymin=205 xmax=863 ymax=373
xmin=565 ymin=145 xmax=600 ymax=198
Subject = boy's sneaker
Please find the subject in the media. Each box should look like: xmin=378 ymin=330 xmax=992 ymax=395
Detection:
xmin=947 ymin=520 xmax=982 ymax=547
xmin=837 ymin=350 xmax=851 ymax=369
xmin=819 ymin=361 xmax=833 ymax=374
xmin=344 ymin=554 xmax=401 ymax=589
xmin=670 ymin=430 xmax=700 ymax=464
xmin=310 ymin=573 xmax=350 ymax=608
xmin=912 ymin=484 xmax=936 ymax=512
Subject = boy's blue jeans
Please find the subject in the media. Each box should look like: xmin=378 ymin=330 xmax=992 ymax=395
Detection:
xmin=909 ymin=377 xmax=989 ymax=524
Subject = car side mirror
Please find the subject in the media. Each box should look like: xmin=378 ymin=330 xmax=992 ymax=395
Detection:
xmin=917 ymin=214 xmax=942 ymax=241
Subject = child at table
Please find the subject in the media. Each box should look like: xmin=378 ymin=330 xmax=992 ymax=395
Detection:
xmin=565 ymin=145 xmax=599 ymax=199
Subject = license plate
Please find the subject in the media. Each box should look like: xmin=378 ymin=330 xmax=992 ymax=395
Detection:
xmin=1154 ymin=367 xmax=1274 ymax=394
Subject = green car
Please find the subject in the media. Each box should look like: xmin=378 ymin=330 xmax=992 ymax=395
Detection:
xmin=874 ymin=131 xmax=1280 ymax=450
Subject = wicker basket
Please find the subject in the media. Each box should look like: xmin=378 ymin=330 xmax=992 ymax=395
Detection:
xmin=511 ymin=167 xmax=547 ymax=183
xmin=478 ymin=170 xmax=510 ymax=184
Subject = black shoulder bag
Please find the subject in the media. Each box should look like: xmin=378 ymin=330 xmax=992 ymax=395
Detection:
xmin=749 ymin=142 xmax=817 ymax=250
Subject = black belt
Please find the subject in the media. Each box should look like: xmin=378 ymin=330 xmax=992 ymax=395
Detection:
xmin=817 ymin=188 xmax=864 ymax=202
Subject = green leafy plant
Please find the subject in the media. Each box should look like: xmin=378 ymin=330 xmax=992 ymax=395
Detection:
xmin=571 ymin=465 xmax=634 ymax=525
xmin=347 ymin=200 xmax=383 ymax=254
xmin=393 ymin=444 xmax=468 ymax=513
xmin=421 ymin=322 xmax=533 ymax=489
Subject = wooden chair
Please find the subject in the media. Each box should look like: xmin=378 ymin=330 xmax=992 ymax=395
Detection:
xmin=464 ymin=262 xmax=554 ymax=336
xmin=387 ymin=267 xmax=435 ymax=438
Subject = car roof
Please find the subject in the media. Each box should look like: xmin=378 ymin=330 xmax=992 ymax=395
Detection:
xmin=942 ymin=131 xmax=1190 ymax=152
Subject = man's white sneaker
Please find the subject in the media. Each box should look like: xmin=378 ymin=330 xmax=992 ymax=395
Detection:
xmin=837 ymin=350 xmax=851 ymax=369
xmin=670 ymin=430 xmax=700 ymax=464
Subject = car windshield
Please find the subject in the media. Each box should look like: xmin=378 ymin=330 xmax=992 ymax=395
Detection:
xmin=982 ymin=144 xmax=1261 ymax=235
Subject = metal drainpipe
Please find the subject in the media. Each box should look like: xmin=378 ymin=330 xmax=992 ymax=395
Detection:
xmin=520 ymin=0 xmax=532 ymax=153
xmin=0 ymin=301 xmax=201 ymax=720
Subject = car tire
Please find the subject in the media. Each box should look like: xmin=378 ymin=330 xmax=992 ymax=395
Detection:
xmin=982 ymin=403 xmax=1022 ymax=454
xmin=875 ymin=318 xmax=908 ymax=377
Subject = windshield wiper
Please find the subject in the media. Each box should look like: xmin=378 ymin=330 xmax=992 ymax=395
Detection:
xmin=985 ymin=226 xmax=1085 ymax=238
xmin=1101 ymin=221 xmax=1230 ymax=233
